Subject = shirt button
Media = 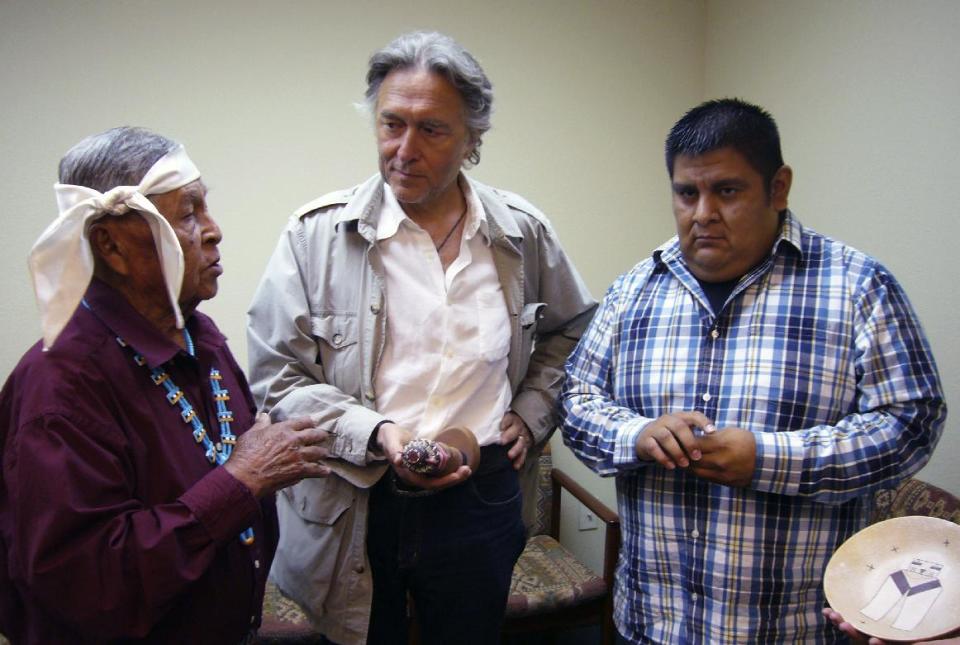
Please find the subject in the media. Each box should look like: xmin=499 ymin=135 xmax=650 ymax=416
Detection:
xmin=332 ymin=333 xmax=343 ymax=346
xmin=710 ymin=329 xmax=720 ymax=339
xmin=254 ymin=559 xmax=260 ymax=569
xmin=371 ymin=303 xmax=381 ymax=314
xmin=365 ymin=389 xmax=376 ymax=401
xmin=691 ymin=529 xmax=700 ymax=538
xmin=691 ymin=593 xmax=699 ymax=601
xmin=702 ymin=393 xmax=711 ymax=402
xmin=251 ymin=615 xmax=257 ymax=624
xmin=354 ymin=563 xmax=365 ymax=574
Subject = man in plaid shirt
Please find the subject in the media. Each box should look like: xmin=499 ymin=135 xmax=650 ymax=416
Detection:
xmin=560 ymin=98 xmax=946 ymax=644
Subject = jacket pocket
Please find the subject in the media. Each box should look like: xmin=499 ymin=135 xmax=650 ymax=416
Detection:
xmin=282 ymin=474 xmax=355 ymax=525
xmin=310 ymin=313 xmax=361 ymax=395
xmin=311 ymin=312 xmax=358 ymax=350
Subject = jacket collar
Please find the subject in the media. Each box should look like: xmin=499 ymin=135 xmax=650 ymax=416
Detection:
xmin=471 ymin=177 xmax=522 ymax=240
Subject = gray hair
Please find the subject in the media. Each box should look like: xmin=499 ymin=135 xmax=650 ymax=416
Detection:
xmin=364 ymin=31 xmax=493 ymax=166
xmin=59 ymin=127 xmax=178 ymax=191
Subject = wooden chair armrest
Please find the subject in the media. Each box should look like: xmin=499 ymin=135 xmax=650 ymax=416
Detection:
xmin=550 ymin=468 xmax=621 ymax=587
xmin=550 ymin=468 xmax=618 ymax=526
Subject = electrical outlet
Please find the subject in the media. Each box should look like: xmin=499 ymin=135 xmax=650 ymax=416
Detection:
xmin=578 ymin=508 xmax=599 ymax=531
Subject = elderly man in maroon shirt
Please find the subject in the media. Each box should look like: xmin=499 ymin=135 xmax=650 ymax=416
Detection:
xmin=0 ymin=127 xmax=331 ymax=644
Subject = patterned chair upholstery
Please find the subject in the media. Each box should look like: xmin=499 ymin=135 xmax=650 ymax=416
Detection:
xmin=259 ymin=582 xmax=325 ymax=644
xmin=871 ymin=477 xmax=960 ymax=525
xmin=502 ymin=446 xmax=621 ymax=645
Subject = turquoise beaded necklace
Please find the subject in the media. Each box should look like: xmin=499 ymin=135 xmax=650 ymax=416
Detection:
xmin=118 ymin=328 xmax=255 ymax=546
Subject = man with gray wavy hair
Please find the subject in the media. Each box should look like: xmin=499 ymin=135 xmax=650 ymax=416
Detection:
xmin=248 ymin=31 xmax=596 ymax=645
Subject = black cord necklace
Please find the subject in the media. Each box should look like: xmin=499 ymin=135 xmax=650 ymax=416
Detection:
xmin=435 ymin=202 xmax=468 ymax=251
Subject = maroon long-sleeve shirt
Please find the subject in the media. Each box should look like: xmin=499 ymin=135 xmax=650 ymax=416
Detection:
xmin=0 ymin=279 xmax=277 ymax=643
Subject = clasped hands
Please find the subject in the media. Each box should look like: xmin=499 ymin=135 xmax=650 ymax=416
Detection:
xmin=635 ymin=411 xmax=755 ymax=487
xmin=376 ymin=411 xmax=534 ymax=492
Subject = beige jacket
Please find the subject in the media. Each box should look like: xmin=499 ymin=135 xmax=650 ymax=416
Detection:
xmin=247 ymin=174 xmax=596 ymax=645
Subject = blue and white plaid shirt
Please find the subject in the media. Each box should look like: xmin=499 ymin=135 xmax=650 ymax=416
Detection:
xmin=560 ymin=211 xmax=945 ymax=644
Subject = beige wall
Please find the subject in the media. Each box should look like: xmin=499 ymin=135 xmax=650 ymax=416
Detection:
xmin=2 ymin=0 xmax=956 ymax=576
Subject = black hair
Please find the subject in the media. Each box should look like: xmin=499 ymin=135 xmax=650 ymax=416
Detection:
xmin=665 ymin=98 xmax=784 ymax=191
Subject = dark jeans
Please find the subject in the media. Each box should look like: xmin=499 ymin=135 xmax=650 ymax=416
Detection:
xmin=366 ymin=444 xmax=526 ymax=645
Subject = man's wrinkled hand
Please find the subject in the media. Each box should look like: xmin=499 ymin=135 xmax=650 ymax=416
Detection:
xmin=224 ymin=414 xmax=330 ymax=498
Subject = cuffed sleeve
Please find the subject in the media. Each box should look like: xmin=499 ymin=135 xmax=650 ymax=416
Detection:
xmin=180 ymin=466 xmax=262 ymax=544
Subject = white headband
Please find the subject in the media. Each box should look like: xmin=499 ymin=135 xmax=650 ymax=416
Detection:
xmin=28 ymin=144 xmax=201 ymax=349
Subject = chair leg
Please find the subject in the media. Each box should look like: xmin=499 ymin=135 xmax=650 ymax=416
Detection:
xmin=407 ymin=592 xmax=421 ymax=645
xmin=601 ymin=611 xmax=616 ymax=645
xmin=407 ymin=618 xmax=420 ymax=645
